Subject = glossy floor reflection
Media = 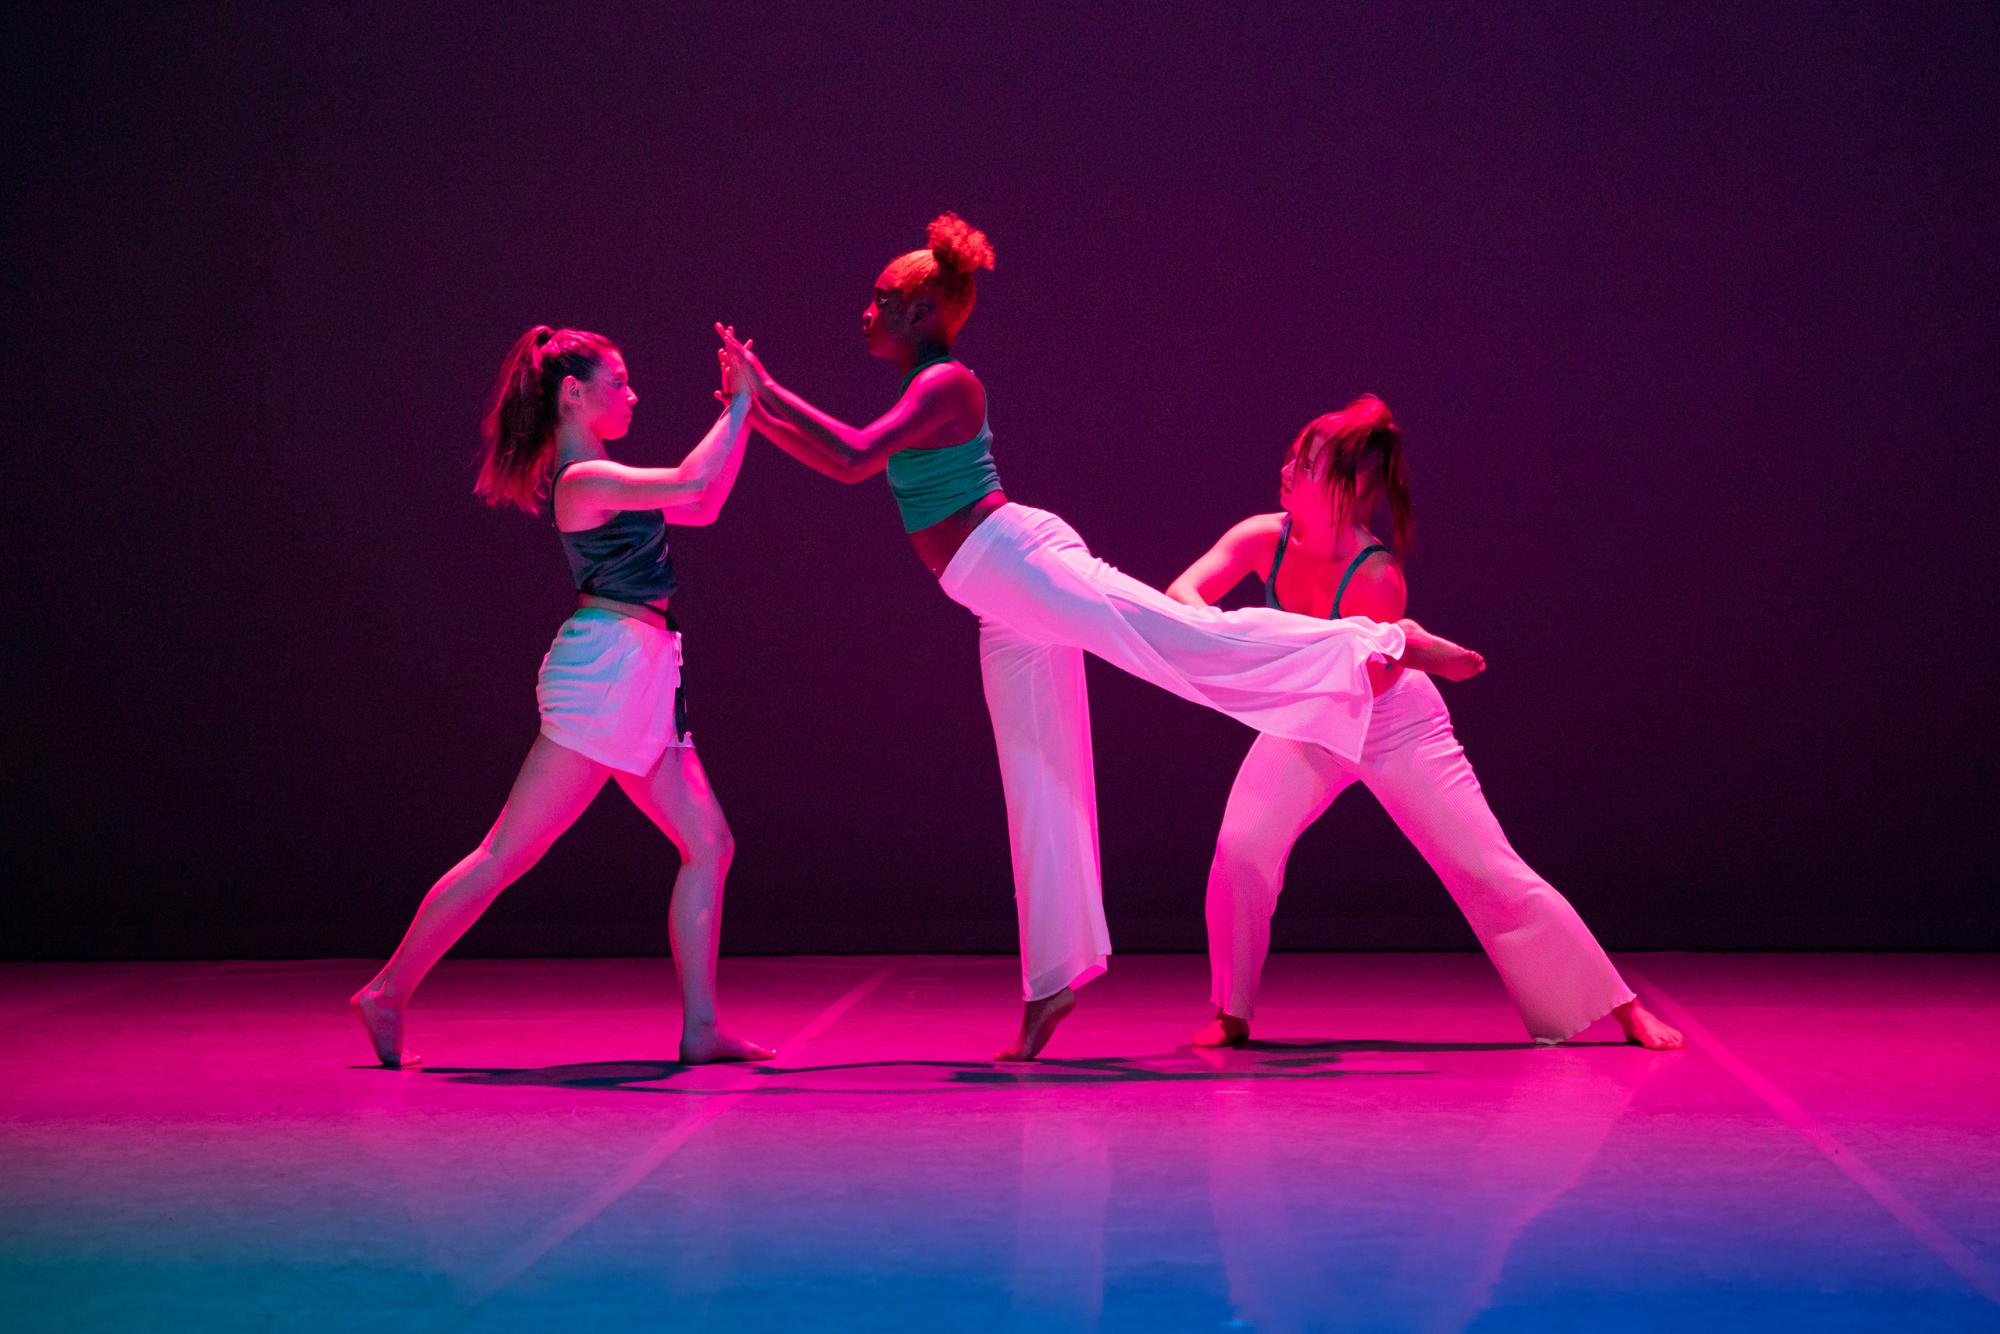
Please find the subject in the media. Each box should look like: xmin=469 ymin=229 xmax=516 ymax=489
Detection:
xmin=2 ymin=954 xmax=1996 ymax=1331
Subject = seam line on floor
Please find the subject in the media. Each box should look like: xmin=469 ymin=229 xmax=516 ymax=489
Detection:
xmin=453 ymin=957 xmax=909 ymax=1317
xmin=1624 ymin=963 xmax=2000 ymax=1309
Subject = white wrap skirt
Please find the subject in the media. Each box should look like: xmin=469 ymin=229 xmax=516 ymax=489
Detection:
xmin=536 ymin=607 xmax=690 ymax=775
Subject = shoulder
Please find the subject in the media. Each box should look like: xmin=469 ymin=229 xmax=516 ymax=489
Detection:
xmin=551 ymin=459 xmax=628 ymax=527
xmin=906 ymin=360 xmax=984 ymax=412
xmin=1192 ymin=512 xmax=1288 ymax=580
xmin=1223 ymin=512 xmax=1286 ymax=570
xmin=1342 ymin=549 xmax=1408 ymax=607
xmin=899 ymin=360 xmax=985 ymax=444
xmin=554 ymin=458 xmax=627 ymax=485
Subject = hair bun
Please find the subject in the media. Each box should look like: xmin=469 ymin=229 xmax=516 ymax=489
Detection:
xmin=927 ymin=212 xmax=996 ymax=275
xmin=532 ymin=325 xmax=556 ymax=347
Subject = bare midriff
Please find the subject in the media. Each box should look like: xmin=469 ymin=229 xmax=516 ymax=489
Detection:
xmin=909 ymin=489 xmax=1009 ymax=578
xmin=578 ymin=592 xmax=670 ymax=630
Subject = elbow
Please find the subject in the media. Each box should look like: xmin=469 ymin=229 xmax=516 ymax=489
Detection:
xmin=842 ymin=448 xmax=893 ymax=483
xmin=1164 ymin=580 xmax=1205 ymax=609
xmin=676 ymin=485 xmax=725 ymax=526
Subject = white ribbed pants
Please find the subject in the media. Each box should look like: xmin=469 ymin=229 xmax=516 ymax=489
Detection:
xmin=940 ymin=504 xmax=1408 ymax=1001
xmin=1206 ymin=668 xmax=1635 ymax=1043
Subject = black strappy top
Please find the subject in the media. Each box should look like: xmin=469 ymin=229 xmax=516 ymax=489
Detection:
xmin=1263 ymin=515 xmax=1389 ymax=618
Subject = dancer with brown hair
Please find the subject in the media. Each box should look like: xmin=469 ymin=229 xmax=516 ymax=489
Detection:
xmin=1167 ymin=396 xmax=1682 ymax=1049
xmin=350 ymin=326 xmax=773 ymax=1068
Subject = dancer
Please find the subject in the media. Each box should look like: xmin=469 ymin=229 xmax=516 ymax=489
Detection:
xmin=714 ymin=214 xmax=1484 ymax=1061
xmin=1165 ymin=395 xmax=1682 ymax=1049
xmin=350 ymin=325 xmax=773 ymax=1068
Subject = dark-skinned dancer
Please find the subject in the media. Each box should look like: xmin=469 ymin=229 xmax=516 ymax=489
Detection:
xmin=718 ymin=215 xmax=1484 ymax=1060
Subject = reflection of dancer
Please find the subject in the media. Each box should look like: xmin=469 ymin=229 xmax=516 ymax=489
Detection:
xmin=349 ymin=326 xmax=772 ymax=1068
xmin=716 ymin=215 xmax=1484 ymax=1060
xmin=1203 ymin=1051 xmax=1662 ymax=1331
xmin=1167 ymin=396 xmax=1681 ymax=1049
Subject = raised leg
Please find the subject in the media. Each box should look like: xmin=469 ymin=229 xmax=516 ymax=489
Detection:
xmin=351 ymin=733 xmax=610 ymax=1066
xmin=941 ymin=506 xmax=1408 ymax=765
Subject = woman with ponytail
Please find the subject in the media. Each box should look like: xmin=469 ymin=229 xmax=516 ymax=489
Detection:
xmin=350 ymin=325 xmax=773 ymax=1067
xmin=714 ymin=217 xmax=1485 ymax=1060
xmin=1166 ymin=397 xmax=1682 ymax=1050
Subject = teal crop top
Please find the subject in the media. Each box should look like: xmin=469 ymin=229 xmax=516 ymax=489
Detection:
xmin=884 ymin=356 xmax=1003 ymax=533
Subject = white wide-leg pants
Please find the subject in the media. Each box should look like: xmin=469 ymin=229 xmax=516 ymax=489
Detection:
xmin=940 ymin=504 xmax=1408 ymax=1001
xmin=1205 ymin=669 xmax=1635 ymax=1043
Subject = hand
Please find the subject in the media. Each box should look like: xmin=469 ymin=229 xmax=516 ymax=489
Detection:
xmin=713 ymin=331 xmax=755 ymax=405
xmin=714 ymin=322 xmax=771 ymax=397
xmin=721 ymin=387 xmax=778 ymax=433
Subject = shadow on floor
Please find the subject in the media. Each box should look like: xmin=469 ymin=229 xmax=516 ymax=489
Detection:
xmin=398 ymin=1044 xmax=1572 ymax=1092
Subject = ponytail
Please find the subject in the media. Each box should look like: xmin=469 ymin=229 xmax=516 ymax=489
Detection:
xmin=474 ymin=325 xmax=618 ymax=514
xmin=1287 ymin=394 xmax=1416 ymax=561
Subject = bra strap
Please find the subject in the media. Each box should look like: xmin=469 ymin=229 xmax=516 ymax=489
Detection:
xmin=1263 ymin=515 xmax=1292 ymax=609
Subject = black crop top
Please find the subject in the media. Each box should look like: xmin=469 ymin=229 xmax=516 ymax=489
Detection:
xmin=551 ymin=460 xmax=678 ymax=606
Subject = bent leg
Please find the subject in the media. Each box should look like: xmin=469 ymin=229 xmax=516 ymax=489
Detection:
xmin=1358 ymin=684 xmax=1635 ymax=1044
xmin=614 ymin=745 xmax=772 ymax=1063
xmin=1204 ymin=733 xmax=1354 ymax=1033
xmin=353 ymin=732 xmax=610 ymax=1064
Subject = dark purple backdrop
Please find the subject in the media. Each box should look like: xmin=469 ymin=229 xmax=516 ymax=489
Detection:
xmin=11 ymin=5 xmax=1996 ymax=959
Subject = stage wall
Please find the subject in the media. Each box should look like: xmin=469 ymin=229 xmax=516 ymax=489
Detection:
xmin=10 ymin=4 xmax=1996 ymax=957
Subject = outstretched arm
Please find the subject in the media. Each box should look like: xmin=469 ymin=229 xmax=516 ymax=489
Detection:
xmin=1166 ymin=514 xmax=1283 ymax=608
xmin=1171 ymin=514 xmax=1480 ymax=677
xmin=560 ymin=352 xmax=754 ymax=527
xmin=718 ymin=325 xmax=980 ymax=484
xmin=746 ymin=395 xmax=857 ymax=484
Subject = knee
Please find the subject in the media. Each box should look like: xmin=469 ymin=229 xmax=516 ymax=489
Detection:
xmin=1436 ymin=845 xmax=1545 ymax=911
xmin=681 ymin=819 xmax=735 ymax=871
xmin=472 ymin=838 xmax=547 ymax=886
xmin=1208 ymin=833 xmax=1282 ymax=907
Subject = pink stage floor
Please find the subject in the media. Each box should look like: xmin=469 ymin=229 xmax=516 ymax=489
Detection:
xmin=2 ymin=953 xmax=1996 ymax=1331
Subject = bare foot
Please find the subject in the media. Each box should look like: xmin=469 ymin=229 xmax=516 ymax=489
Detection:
xmin=679 ymin=1026 xmax=776 ymax=1064
xmin=1613 ymin=999 xmax=1684 ymax=1050
xmin=1192 ymin=1011 xmax=1251 ymax=1048
xmin=996 ymin=987 xmax=1077 ymax=1062
xmin=349 ymin=988 xmax=420 ymax=1068
xmin=1397 ymin=618 xmax=1486 ymax=681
